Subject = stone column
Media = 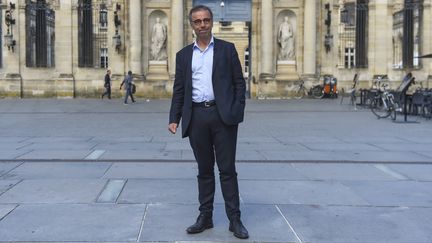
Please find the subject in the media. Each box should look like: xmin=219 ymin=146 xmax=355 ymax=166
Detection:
xmin=371 ymin=1 xmax=389 ymax=75
xmin=260 ymin=0 xmax=273 ymax=77
xmin=1 ymin=0 xmax=21 ymax=98
xmin=129 ymin=0 xmax=142 ymax=75
xmin=170 ymin=0 xmax=184 ymax=76
xmin=54 ymin=1 xmax=74 ymax=98
xmin=303 ymin=0 xmax=317 ymax=77
xmin=55 ymin=1 xmax=73 ymax=76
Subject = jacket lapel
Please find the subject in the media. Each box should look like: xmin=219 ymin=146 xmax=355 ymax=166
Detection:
xmin=185 ymin=44 xmax=193 ymax=90
xmin=212 ymin=38 xmax=220 ymax=80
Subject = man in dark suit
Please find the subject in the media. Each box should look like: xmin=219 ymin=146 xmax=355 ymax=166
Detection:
xmin=168 ymin=5 xmax=248 ymax=240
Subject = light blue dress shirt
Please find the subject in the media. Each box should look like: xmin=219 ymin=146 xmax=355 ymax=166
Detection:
xmin=191 ymin=36 xmax=214 ymax=103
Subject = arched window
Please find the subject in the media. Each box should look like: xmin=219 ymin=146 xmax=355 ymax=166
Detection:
xmin=338 ymin=0 xmax=368 ymax=69
xmin=25 ymin=0 xmax=55 ymax=67
xmin=78 ymin=0 xmax=108 ymax=68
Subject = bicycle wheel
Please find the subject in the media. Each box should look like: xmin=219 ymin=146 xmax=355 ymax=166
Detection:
xmin=311 ymin=86 xmax=324 ymax=99
xmin=292 ymin=87 xmax=305 ymax=99
xmin=370 ymin=98 xmax=391 ymax=118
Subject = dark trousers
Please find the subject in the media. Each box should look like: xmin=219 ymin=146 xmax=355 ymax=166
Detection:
xmin=188 ymin=105 xmax=240 ymax=221
xmin=124 ymin=87 xmax=135 ymax=103
xmin=102 ymin=86 xmax=111 ymax=99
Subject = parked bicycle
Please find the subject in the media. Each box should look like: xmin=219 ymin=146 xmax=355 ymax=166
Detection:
xmin=292 ymin=80 xmax=324 ymax=99
xmin=370 ymin=83 xmax=401 ymax=120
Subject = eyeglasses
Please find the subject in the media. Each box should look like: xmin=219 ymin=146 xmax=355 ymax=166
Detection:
xmin=192 ymin=18 xmax=212 ymax=26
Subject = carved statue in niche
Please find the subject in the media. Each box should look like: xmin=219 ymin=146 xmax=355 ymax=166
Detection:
xmin=150 ymin=17 xmax=167 ymax=61
xmin=278 ymin=16 xmax=295 ymax=60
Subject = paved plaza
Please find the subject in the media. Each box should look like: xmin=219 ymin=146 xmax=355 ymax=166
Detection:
xmin=0 ymin=98 xmax=431 ymax=242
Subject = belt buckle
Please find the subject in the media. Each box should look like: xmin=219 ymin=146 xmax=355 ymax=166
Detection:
xmin=204 ymin=101 xmax=210 ymax=107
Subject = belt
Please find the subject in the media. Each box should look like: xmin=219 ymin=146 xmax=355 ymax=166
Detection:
xmin=192 ymin=100 xmax=216 ymax=108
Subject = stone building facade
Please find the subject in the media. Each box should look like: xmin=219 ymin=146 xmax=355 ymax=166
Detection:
xmin=0 ymin=0 xmax=431 ymax=98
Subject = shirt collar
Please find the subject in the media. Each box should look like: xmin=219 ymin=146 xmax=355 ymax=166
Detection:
xmin=193 ymin=35 xmax=214 ymax=51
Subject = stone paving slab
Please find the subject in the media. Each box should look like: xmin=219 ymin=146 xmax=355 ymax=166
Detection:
xmin=0 ymin=180 xmax=20 ymax=195
xmin=291 ymin=163 xmax=398 ymax=181
xmin=1 ymin=162 xmax=112 ymax=179
xmin=22 ymin=142 xmax=98 ymax=150
xmin=151 ymin=135 xmax=184 ymax=142
xmin=341 ymin=181 xmax=432 ymax=207
xmin=16 ymin=149 xmax=93 ymax=160
xmin=103 ymin=162 xmax=197 ymax=179
xmin=100 ymin=150 xmax=181 ymax=160
xmin=0 ymin=179 xmax=106 ymax=203
xmin=235 ymin=149 xmax=267 ymax=161
xmin=89 ymin=136 xmax=153 ymax=143
xmin=23 ymin=137 xmax=93 ymax=143
xmin=0 ymin=150 xmax=32 ymax=160
xmin=300 ymin=142 xmax=383 ymax=151
xmin=337 ymin=136 xmax=408 ymax=143
xmin=403 ymin=136 xmax=432 ymax=143
xmin=0 ymin=204 xmax=146 ymax=242
xmin=371 ymin=142 xmax=432 ymax=152
xmin=165 ymin=141 xmax=194 ymax=151
xmin=117 ymin=179 xmax=224 ymax=204
xmin=333 ymin=150 xmax=432 ymax=162
xmin=139 ymin=204 xmax=298 ymax=243
xmin=237 ymin=163 xmax=307 ymax=180
xmin=237 ymin=136 xmax=279 ymax=143
xmin=274 ymin=135 xmax=344 ymax=144
xmin=1 ymin=99 xmax=432 ymax=163
xmin=239 ymin=180 xmax=369 ymax=205
xmin=0 ymin=162 xmax=21 ymax=177
xmin=0 ymin=204 xmax=17 ymax=220
xmin=271 ymin=150 xmax=428 ymax=163
xmin=94 ymin=142 xmax=167 ymax=151
xmin=388 ymin=164 xmax=432 ymax=181
xmin=180 ymin=149 xmax=196 ymax=160
xmin=0 ymin=137 xmax=30 ymax=143
xmin=278 ymin=204 xmax=432 ymax=243
xmin=237 ymin=142 xmax=303 ymax=151
xmin=414 ymin=151 xmax=432 ymax=160
xmin=0 ymin=142 xmax=32 ymax=150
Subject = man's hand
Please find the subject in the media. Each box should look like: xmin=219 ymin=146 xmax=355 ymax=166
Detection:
xmin=168 ymin=123 xmax=178 ymax=134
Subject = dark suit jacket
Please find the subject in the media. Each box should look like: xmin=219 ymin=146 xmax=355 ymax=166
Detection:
xmin=169 ymin=38 xmax=246 ymax=138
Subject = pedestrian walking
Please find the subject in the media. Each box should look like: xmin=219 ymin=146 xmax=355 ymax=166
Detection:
xmin=101 ymin=68 xmax=112 ymax=99
xmin=120 ymin=70 xmax=135 ymax=105
xmin=168 ymin=5 xmax=248 ymax=239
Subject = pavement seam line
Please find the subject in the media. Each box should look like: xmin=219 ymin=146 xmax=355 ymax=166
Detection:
xmin=373 ymin=164 xmax=409 ymax=180
xmin=412 ymin=150 xmax=432 ymax=160
xmin=13 ymin=149 xmax=34 ymax=160
xmin=275 ymin=205 xmax=303 ymax=243
xmin=0 ymin=161 xmax=25 ymax=178
xmin=0 ymin=179 xmax=24 ymax=197
xmin=101 ymin=162 xmax=115 ymax=178
xmin=0 ymin=204 xmax=20 ymax=221
xmin=137 ymin=204 xmax=149 ymax=242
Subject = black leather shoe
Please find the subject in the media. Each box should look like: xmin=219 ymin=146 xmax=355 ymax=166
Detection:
xmin=229 ymin=218 xmax=249 ymax=239
xmin=186 ymin=214 xmax=213 ymax=234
